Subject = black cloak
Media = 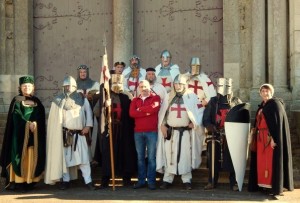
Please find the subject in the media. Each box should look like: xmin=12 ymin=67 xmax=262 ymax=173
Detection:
xmin=0 ymin=95 xmax=46 ymax=180
xmin=248 ymin=97 xmax=294 ymax=195
xmin=96 ymin=84 xmax=136 ymax=179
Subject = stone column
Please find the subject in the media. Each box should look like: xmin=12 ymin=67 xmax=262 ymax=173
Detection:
xmin=14 ymin=0 xmax=33 ymax=75
xmin=268 ymin=0 xmax=288 ymax=89
xmin=250 ymin=0 xmax=266 ymax=103
xmin=0 ymin=0 xmax=5 ymax=74
xmin=0 ymin=0 xmax=34 ymax=112
xmin=112 ymin=0 xmax=133 ymax=65
xmin=267 ymin=0 xmax=292 ymax=104
xmin=251 ymin=0 xmax=265 ymax=88
xmin=223 ymin=0 xmax=241 ymax=96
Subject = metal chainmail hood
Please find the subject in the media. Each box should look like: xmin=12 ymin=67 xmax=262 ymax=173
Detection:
xmin=53 ymin=91 xmax=85 ymax=110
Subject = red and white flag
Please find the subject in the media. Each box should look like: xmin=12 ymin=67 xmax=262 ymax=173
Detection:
xmin=100 ymin=48 xmax=111 ymax=134
xmin=100 ymin=48 xmax=111 ymax=90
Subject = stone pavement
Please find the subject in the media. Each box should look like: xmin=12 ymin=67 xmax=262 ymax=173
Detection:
xmin=1 ymin=177 xmax=300 ymax=203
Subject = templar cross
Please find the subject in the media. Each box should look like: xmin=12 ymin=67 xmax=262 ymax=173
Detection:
xmin=206 ymin=81 xmax=214 ymax=86
xmin=171 ymin=103 xmax=186 ymax=118
xmin=188 ymin=80 xmax=203 ymax=94
xmin=112 ymin=103 xmax=122 ymax=120
xmin=128 ymin=80 xmax=138 ymax=88
xmin=161 ymin=77 xmax=171 ymax=87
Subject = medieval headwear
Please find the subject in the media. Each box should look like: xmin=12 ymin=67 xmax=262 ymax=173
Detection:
xmin=173 ymin=74 xmax=187 ymax=93
xmin=173 ymin=74 xmax=187 ymax=85
xmin=62 ymin=75 xmax=77 ymax=95
xmin=259 ymin=83 xmax=274 ymax=96
xmin=129 ymin=55 xmax=141 ymax=69
xmin=146 ymin=67 xmax=156 ymax=72
xmin=216 ymin=77 xmax=233 ymax=96
xmin=114 ymin=61 xmax=126 ymax=67
xmin=77 ymin=64 xmax=89 ymax=70
xmin=190 ymin=57 xmax=201 ymax=76
xmin=19 ymin=75 xmax=34 ymax=85
xmin=160 ymin=50 xmax=172 ymax=60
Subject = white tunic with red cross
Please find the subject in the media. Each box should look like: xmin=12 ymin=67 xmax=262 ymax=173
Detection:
xmin=167 ymin=102 xmax=190 ymax=127
xmin=187 ymin=73 xmax=216 ymax=109
xmin=155 ymin=63 xmax=180 ymax=93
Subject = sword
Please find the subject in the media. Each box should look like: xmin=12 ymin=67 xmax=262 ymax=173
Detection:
xmin=211 ymin=134 xmax=216 ymax=186
xmin=205 ymin=131 xmax=220 ymax=187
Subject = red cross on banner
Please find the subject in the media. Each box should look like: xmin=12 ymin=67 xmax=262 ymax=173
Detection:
xmin=112 ymin=103 xmax=122 ymax=120
xmin=188 ymin=80 xmax=203 ymax=94
xmin=171 ymin=103 xmax=186 ymax=118
xmin=161 ymin=77 xmax=171 ymax=87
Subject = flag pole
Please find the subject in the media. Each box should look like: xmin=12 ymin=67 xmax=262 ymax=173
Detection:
xmin=102 ymin=35 xmax=116 ymax=191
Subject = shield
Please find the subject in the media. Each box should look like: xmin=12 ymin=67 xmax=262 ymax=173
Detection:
xmin=224 ymin=103 xmax=251 ymax=191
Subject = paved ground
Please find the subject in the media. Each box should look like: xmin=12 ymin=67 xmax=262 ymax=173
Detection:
xmin=1 ymin=177 xmax=300 ymax=203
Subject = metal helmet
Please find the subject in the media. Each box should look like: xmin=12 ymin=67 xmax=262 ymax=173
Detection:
xmin=111 ymin=74 xmax=124 ymax=93
xmin=173 ymin=74 xmax=187 ymax=93
xmin=160 ymin=50 xmax=172 ymax=60
xmin=62 ymin=75 xmax=77 ymax=95
xmin=190 ymin=57 xmax=201 ymax=76
xmin=129 ymin=55 xmax=140 ymax=68
xmin=217 ymin=78 xmax=233 ymax=96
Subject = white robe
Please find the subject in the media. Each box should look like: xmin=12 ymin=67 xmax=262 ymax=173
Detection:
xmin=44 ymin=97 xmax=93 ymax=185
xmin=155 ymin=63 xmax=181 ymax=93
xmin=151 ymin=83 xmax=169 ymax=172
xmin=156 ymin=90 xmax=201 ymax=175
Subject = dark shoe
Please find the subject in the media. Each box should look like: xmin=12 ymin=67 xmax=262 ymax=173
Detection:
xmin=86 ymin=182 xmax=96 ymax=190
xmin=148 ymin=184 xmax=156 ymax=190
xmin=59 ymin=181 xmax=70 ymax=190
xmin=5 ymin=182 xmax=16 ymax=191
xmin=100 ymin=181 xmax=109 ymax=189
xmin=133 ymin=182 xmax=146 ymax=189
xmin=184 ymin=182 xmax=192 ymax=190
xmin=160 ymin=182 xmax=171 ymax=190
xmin=204 ymin=183 xmax=215 ymax=190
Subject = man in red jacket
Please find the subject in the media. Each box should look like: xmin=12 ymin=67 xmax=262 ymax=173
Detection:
xmin=129 ymin=80 xmax=161 ymax=190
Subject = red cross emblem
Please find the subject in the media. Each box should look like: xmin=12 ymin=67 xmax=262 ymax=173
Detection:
xmin=171 ymin=103 xmax=186 ymax=118
xmin=216 ymin=109 xmax=229 ymax=128
xmin=206 ymin=81 xmax=214 ymax=86
xmin=161 ymin=78 xmax=171 ymax=87
xmin=128 ymin=80 xmax=138 ymax=88
xmin=112 ymin=103 xmax=122 ymax=120
xmin=188 ymin=80 xmax=203 ymax=94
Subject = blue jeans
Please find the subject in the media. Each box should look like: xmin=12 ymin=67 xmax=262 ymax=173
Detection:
xmin=134 ymin=131 xmax=157 ymax=185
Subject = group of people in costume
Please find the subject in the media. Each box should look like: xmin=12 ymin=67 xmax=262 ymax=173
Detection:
xmin=0 ymin=49 xmax=294 ymax=196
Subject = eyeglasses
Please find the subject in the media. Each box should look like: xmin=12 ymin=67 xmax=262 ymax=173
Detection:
xmin=114 ymin=62 xmax=126 ymax=67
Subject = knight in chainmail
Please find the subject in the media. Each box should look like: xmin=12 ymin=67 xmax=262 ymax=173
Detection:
xmin=159 ymin=74 xmax=201 ymax=190
xmin=122 ymin=55 xmax=146 ymax=97
xmin=76 ymin=64 xmax=100 ymax=108
xmin=44 ymin=76 xmax=97 ymax=190
xmin=155 ymin=50 xmax=180 ymax=93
